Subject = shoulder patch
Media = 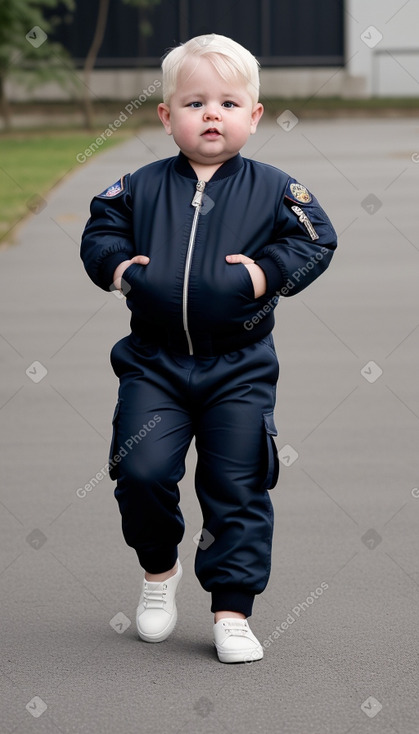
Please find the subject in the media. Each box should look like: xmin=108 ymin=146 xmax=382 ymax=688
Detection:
xmin=98 ymin=177 xmax=125 ymax=198
xmin=285 ymin=180 xmax=312 ymax=205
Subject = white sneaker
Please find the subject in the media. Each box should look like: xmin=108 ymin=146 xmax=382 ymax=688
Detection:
xmin=136 ymin=561 xmax=183 ymax=643
xmin=213 ymin=618 xmax=264 ymax=663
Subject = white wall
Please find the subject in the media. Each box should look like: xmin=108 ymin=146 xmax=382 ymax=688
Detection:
xmin=346 ymin=0 xmax=419 ymax=96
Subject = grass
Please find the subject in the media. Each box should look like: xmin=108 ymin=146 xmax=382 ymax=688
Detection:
xmin=8 ymin=97 xmax=419 ymax=123
xmin=0 ymin=129 xmax=132 ymax=244
xmin=1 ymin=94 xmax=418 ymax=243
xmin=5 ymin=97 xmax=419 ymax=139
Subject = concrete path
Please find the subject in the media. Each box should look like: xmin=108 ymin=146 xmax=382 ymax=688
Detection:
xmin=1 ymin=118 xmax=418 ymax=734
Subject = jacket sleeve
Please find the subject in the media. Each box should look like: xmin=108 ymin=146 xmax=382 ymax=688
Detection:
xmin=255 ymin=177 xmax=337 ymax=297
xmin=80 ymin=175 xmax=135 ymax=292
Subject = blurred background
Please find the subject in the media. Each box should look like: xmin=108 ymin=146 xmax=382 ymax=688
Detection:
xmin=1 ymin=0 xmax=418 ymax=242
xmin=1 ymin=3 xmax=419 ymax=733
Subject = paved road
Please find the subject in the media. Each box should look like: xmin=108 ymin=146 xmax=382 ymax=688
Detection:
xmin=1 ymin=118 xmax=418 ymax=734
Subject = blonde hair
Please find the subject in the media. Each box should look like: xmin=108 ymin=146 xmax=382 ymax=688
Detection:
xmin=161 ymin=34 xmax=260 ymax=105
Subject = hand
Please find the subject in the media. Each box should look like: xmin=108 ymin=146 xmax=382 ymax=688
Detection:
xmin=226 ymin=253 xmax=267 ymax=298
xmin=113 ymin=255 xmax=150 ymax=292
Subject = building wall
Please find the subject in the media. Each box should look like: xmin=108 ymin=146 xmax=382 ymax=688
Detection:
xmin=44 ymin=0 xmax=344 ymax=68
xmin=346 ymin=0 xmax=419 ymax=96
xmin=7 ymin=0 xmax=419 ymax=101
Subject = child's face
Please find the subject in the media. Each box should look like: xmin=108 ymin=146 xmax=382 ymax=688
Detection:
xmin=158 ymin=56 xmax=263 ymax=167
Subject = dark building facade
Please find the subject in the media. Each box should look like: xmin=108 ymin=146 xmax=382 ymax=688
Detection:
xmin=51 ymin=0 xmax=344 ymax=68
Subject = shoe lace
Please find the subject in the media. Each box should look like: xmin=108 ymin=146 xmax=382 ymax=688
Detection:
xmin=143 ymin=582 xmax=167 ymax=610
xmin=222 ymin=620 xmax=250 ymax=637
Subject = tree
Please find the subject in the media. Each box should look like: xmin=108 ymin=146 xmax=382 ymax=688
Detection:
xmin=81 ymin=0 xmax=110 ymax=130
xmin=81 ymin=0 xmax=162 ymax=129
xmin=0 ymin=0 xmax=75 ymax=129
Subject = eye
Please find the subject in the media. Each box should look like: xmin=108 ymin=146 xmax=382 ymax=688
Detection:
xmin=188 ymin=101 xmax=203 ymax=108
xmin=222 ymin=101 xmax=237 ymax=108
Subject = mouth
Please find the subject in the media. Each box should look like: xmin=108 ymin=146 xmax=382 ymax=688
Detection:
xmin=202 ymin=128 xmax=221 ymax=138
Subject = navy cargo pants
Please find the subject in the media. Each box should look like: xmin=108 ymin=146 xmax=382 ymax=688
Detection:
xmin=109 ymin=332 xmax=280 ymax=617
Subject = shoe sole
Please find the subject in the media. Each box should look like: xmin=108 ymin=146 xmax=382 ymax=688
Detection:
xmin=214 ymin=643 xmax=264 ymax=664
xmin=137 ymin=606 xmax=178 ymax=643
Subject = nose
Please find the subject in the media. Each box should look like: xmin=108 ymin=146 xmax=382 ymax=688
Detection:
xmin=203 ymin=104 xmax=222 ymax=121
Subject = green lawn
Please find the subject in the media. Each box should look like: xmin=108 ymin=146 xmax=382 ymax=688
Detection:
xmin=2 ymin=96 xmax=418 ymax=244
xmin=0 ymin=130 xmax=131 ymax=244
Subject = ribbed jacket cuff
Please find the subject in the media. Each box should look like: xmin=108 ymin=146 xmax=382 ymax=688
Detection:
xmin=99 ymin=253 xmax=132 ymax=292
xmin=255 ymin=256 xmax=286 ymax=295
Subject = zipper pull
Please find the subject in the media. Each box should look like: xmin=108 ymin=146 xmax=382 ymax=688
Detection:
xmin=191 ymin=180 xmax=206 ymax=208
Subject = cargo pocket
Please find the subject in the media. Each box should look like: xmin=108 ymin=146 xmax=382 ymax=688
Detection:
xmin=108 ymin=399 xmax=122 ymax=481
xmin=262 ymin=411 xmax=279 ymax=490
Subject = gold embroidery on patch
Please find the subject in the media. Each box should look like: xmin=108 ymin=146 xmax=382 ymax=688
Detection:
xmin=290 ymin=183 xmax=312 ymax=204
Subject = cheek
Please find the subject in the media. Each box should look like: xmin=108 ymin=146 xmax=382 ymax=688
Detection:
xmin=229 ymin=119 xmax=251 ymax=142
xmin=173 ymin=114 xmax=198 ymax=141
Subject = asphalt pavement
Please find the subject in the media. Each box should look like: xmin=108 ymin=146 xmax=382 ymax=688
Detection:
xmin=1 ymin=117 xmax=419 ymax=734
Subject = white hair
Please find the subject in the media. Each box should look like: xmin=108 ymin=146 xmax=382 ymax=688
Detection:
xmin=161 ymin=34 xmax=260 ymax=105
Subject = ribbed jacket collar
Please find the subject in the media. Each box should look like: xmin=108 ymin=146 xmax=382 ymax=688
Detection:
xmin=174 ymin=151 xmax=243 ymax=181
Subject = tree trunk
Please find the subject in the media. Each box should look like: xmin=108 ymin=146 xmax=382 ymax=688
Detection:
xmin=0 ymin=73 xmax=12 ymax=130
xmin=82 ymin=0 xmax=110 ymax=129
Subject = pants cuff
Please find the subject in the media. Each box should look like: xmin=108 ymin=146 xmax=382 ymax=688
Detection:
xmin=211 ymin=589 xmax=255 ymax=617
xmin=135 ymin=546 xmax=178 ymax=574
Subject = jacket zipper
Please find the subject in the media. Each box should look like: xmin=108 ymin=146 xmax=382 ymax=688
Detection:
xmin=182 ymin=180 xmax=206 ymax=355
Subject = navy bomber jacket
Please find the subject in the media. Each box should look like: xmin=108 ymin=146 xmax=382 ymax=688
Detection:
xmin=80 ymin=151 xmax=337 ymax=356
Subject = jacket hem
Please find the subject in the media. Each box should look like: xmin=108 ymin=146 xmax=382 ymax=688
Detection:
xmin=129 ymin=315 xmax=275 ymax=357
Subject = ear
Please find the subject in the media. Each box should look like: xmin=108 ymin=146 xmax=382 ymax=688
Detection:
xmin=250 ymin=103 xmax=264 ymax=134
xmin=157 ymin=103 xmax=172 ymax=135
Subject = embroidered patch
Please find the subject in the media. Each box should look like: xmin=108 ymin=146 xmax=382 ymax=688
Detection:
xmin=98 ymin=178 xmax=124 ymax=198
xmin=289 ymin=182 xmax=312 ymax=204
xmin=291 ymin=205 xmax=319 ymax=241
